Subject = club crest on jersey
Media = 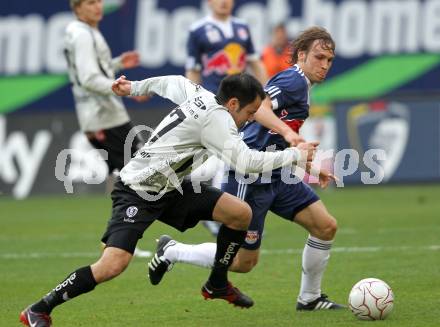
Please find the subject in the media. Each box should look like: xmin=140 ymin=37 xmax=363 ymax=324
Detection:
xmin=245 ymin=230 xmax=259 ymax=244
xmin=237 ymin=27 xmax=248 ymax=40
xmin=206 ymin=26 xmax=221 ymax=43
xmin=126 ymin=206 xmax=138 ymax=218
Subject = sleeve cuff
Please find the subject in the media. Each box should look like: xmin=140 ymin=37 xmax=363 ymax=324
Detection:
xmin=130 ymin=81 xmax=140 ymax=96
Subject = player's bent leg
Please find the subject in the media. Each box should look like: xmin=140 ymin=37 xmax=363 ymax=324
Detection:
xmin=91 ymin=246 xmax=133 ymax=283
xmin=148 ymin=235 xmax=177 ymax=285
xmin=150 ymin=239 xmax=259 ymax=282
xmin=201 ymin=230 xmax=255 ymax=309
xmin=20 ymin=247 xmax=133 ymax=326
xmin=294 ymin=200 xmax=337 ymax=241
xmin=212 ymin=192 xmax=252 ymax=230
xmin=229 ymin=248 xmax=260 ymax=273
xmin=293 ymin=201 xmax=344 ymax=310
xmin=201 ymin=193 xmax=254 ymax=308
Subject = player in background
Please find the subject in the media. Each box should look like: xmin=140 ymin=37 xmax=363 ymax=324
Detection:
xmin=261 ymin=23 xmax=291 ymax=78
xmin=186 ymin=0 xmax=268 ymax=236
xmin=148 ymin=27 xmax=345 ymax=311
xmin=20 ymin=73 xmax=320 ymax=326
xmin=63 ymin=0 xmax=149 ymax=257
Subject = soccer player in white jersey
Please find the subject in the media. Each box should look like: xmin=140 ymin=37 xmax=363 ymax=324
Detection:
xmin=20 ymin=73 xmax=319 ymax=326
xmin=64 ymin=0 xmax=149 ymax=258
xmin=147 ymin=27 xmax=344 ymax=312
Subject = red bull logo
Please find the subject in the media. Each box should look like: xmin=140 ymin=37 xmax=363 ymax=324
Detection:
xmin=202 ymin=43 xmax=247 ymax=76
xmin=268 ymin=109 xmax=304 ymax=134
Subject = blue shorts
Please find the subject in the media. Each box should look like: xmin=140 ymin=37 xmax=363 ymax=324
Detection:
xmin=222 ymin=174 xmax=320 ymax=250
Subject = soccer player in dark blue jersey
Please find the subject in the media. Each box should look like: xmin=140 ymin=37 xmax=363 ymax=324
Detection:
xmin=185 ymin=0 xmax=267 ymax=92
xmin=150 ymin=26 xmax=344 ymax=311
xmin=186 ymin=0 xmax=268 ymax=236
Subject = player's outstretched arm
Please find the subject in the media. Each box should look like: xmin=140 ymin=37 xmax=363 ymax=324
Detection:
xmin=201 ymin=110 xmax=318 ymax=175
xmin=254 ymin=97 xmax=305 ymax=146
xmin=128 ymin=75 xmax=200 ymax=105
xmin=112 ymin=75 xmax=132 ymax=96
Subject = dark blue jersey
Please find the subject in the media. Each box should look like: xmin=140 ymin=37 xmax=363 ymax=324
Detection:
xmin=237 ymin=65 xmax=311 ymax=183
xmin=242 ymin=65 xmax=311 ymax=151
xmin=185 ymin=16 xmax=258 ymax=93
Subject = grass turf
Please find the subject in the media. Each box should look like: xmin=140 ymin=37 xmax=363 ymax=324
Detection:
xmin=1 ymin=184 xmax=439 ymax=326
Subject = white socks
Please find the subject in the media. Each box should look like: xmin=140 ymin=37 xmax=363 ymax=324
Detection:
xmin=163 ymin=242 xmax=216 ymax=269
xmin=162 ymin=234 xmax=333 ymax=304
xmin=298 ymin=235 xmax=333 ymax=303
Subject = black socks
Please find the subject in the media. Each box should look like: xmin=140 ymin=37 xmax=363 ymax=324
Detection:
xmin=208 ymin=224 xmax=246 ymax=288
xmin=31 ymin=266 xmax=97 ymax=314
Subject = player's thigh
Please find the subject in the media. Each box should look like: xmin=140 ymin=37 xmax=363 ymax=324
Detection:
xmin=159 ymin=181 xmax=228 ymax=230
xmin=211 ymin=192 xmax=252 ymax=229
xmin=294 ymin=200 xmax=337 ymax=240
xmin=270 ymin=180 xmax=320 ymax=222
xmin=101 ymin=178 xmax=160 ymax=254
xmin=223 ymin=178 xmax=273 ymax=248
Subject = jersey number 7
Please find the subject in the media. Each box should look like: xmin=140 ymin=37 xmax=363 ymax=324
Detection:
xmin=149 ymin=107 xmax=187 ymax=144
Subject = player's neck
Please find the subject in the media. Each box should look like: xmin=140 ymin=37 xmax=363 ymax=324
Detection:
xmin=77 ymin=17 xmax=99 ymax=28
xmin=296 ymin=63 xmax=314 ymax=86
xmin=211 ymin=13 xmax=230 ymax=22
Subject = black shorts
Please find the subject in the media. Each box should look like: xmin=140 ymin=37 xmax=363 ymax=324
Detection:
xmin=87 ymin=122 xmax=143 ymax=173
xmin=101 ymin=178 xmax=223 ymax=253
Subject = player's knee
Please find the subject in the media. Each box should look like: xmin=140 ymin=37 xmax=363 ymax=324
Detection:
xmin=227 ymin=202 xmax=251 ymax=230
xmin=318 ymin=215 xmax=338 ymax=240
xmin=236 ymin=202 xmax=252 ymax=229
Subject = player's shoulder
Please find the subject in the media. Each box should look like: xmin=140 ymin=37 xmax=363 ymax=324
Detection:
xmin=230 ymin=16 xmax=250 ymax=28
xmin=65 ymin=20 xmax=92 ymax=39
xmin=266 ymin=65 xmax=308 ymax=93
xmin=189 ymin=16 xmax=211 ymax=32
xmin=202 ymin=94 xmax=229 ymax=118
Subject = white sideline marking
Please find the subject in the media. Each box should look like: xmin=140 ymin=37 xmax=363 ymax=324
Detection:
xmin=261 ymin=245 xmax=440 ymax=255
xmin=1 ymin=245 xmax=439 ymax=260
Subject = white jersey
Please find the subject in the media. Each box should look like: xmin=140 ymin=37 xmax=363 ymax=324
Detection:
xmin=64 ymin=20 xmax=129 ymax=132
xmin=120 ymin=75 xmax=302 ymax=194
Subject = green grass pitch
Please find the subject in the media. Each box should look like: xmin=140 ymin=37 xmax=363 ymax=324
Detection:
xmin=1 ymin=184 xmax=439 ymax=326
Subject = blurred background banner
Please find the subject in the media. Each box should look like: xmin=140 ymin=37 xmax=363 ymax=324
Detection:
xmin=335 ymin=99 xmax=440 ymax=184
xmin=1 ymin=0 xmax=440 ymax=197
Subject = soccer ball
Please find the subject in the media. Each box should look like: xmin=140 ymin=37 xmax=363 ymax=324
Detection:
xmin=348 ymin=278 xmax=394 ymax=320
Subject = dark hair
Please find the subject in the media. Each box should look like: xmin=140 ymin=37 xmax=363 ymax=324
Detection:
xmin=70 ymin=0 xmax=84 ymax=9
xmin=216 ymin=73 xmax=265 ymax=109
xmin=289 ymin=26 xmax=335 ymax=65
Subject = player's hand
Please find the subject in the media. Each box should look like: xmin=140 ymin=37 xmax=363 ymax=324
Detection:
xmin=317 ymin=168 xmax=338 ymax=189
xmin=297 ymin=141 xmax=319 ymax=162
xmin=112 ymin=75 xmax=132 ymax=96
xmin=120 ymin=51 xmax=140 ymax=69
xmin=284 ymin=130 xmax=305 ymax=146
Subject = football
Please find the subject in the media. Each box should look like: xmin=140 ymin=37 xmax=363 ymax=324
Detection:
xmin=348 ymin=278 xmax=394 ymax=320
